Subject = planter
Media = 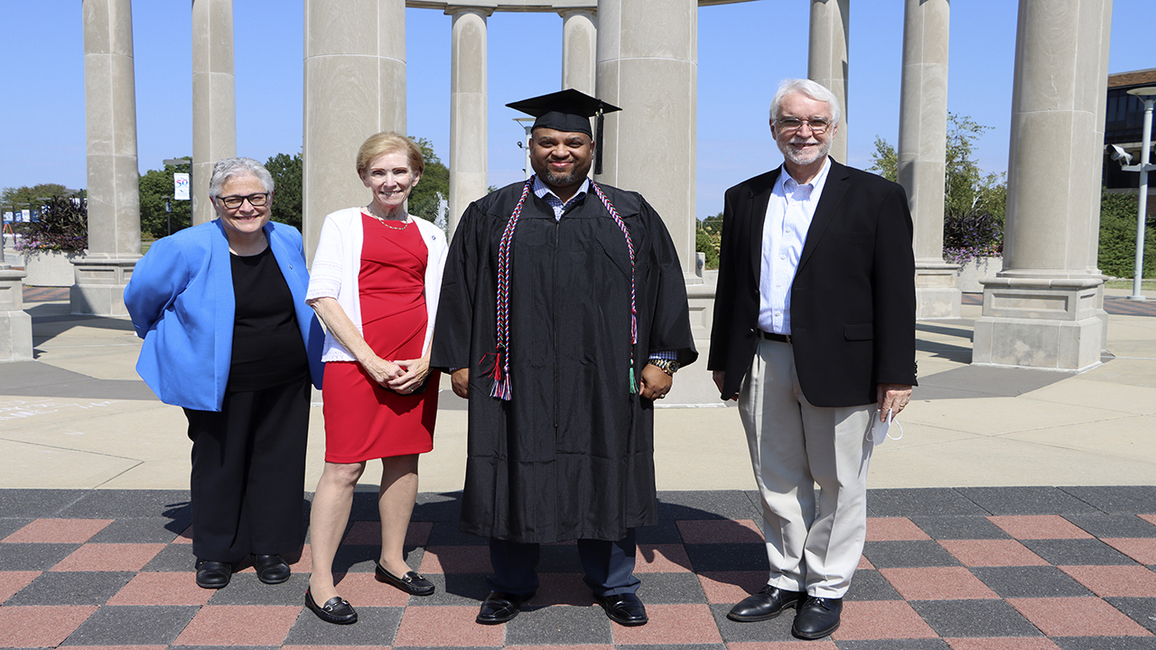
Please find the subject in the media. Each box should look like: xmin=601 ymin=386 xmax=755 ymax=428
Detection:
xmin=22 ymin=250 xmax=82 ymax=287
xmin=956 ymin=256 xmax=1002 ymax=293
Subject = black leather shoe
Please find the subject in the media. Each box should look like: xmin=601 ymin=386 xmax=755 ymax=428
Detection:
xmin=253 ymin=554 xmax=291 ymax=585
xmin=792 ymin=596 xmax=842 ymax=640
xmin=375 ymin=561 xmax=435 ymax=596
xmin=194 ymin=559 xmax=232 ymax=589
xmin=727 ymin=585 xmax=804 ymax=622
xmin=594 ymin=593 xmax=648 ymax=626
xmin=305 ymin=589 xmax=358 ymax=625
xmin=476 ymin=591 xmax=533 ymax=625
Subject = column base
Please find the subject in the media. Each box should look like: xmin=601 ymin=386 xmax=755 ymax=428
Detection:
xmin=915 ymin=261 xmax=961 ymax=319
xmin=971 ymin=275 xmax=1106 ymax=372
xmin=0 ymin=266 xmax=32 ymax=361
xmin=69 ymin=257 xmax=139 ymax=317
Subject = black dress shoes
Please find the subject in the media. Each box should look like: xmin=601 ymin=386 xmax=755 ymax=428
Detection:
xmin=375 ymin=561 xmax=435 ymax=596
xmin=194 ymin=559 xmax=232 ymax=589
xmin=727 ymin=585 xmax=804 ymax=622
xmin=792 ymin=596 xmax=842 ymax=640
xmin=476 ymin=591 xmax=533 ymax=625
xmin=305 ymin=589 xmax=358 ymax=625
xmin=253 ymin=554 xmax=291 ymax=585
xmin=593 ymin=593 xmax=648 ymax=626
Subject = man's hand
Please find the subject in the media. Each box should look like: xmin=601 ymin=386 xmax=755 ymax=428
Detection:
xmin=451 ymin=368 xmax=469 ymax=399
xmin=639 ymin=363 xmax=673 ymax=401
xmin=713 ymin=370 xmax=738 ymax=401
xmin=876 ymin=383 xmax=913 ymax=421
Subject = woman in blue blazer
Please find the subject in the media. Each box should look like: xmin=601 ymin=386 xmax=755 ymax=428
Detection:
xmin=125 ymin=158 xmax=324 ymax=590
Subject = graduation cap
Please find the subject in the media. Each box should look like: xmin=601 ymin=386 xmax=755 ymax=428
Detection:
xmin=507 ymin=89 xmax=621 ymax=175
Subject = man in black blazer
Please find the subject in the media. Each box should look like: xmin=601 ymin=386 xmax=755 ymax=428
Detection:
xmin=708 ymin=79 xmax=916 ymax=641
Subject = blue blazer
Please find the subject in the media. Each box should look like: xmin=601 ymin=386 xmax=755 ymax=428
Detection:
xmin=124 ymin=219 xmax=325 ymax=412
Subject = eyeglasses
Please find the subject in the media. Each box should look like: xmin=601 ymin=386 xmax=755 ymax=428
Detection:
xmin=775 ymin=118 xmax=832 ymax=134
xmin=217 ymin=192 xmax=269 ymax=209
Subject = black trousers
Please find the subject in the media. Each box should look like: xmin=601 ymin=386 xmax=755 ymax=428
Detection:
xmin=183 ymin=375 xmax=311 ymax=563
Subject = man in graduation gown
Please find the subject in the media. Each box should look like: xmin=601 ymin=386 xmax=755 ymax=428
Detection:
xmin=432 ymin=89 xmax=697 ymax=627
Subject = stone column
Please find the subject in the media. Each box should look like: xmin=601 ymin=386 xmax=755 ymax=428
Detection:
xmin=303 ymin=0 xmax=407 ymax=260
xmin=76 ymin=0 xmax=141 ymax=317
xmin=560 ymin=9 xmax=597 ymax=94
xmin=0 ymin=268 xmax=32 ymax=361
xmin=972 ymin=0 xmax=1112 ymax=371
xmin=808 ymin=0 xmax=849 ymax=163
xmin=596 ymin=0 xmax=696 ymax=278
xmin=447 ymin=7 xmax=491 ymax=237
xmin=192 ymin=0 xmax=236 ymax=226
xmin=897 ymin=0 xmax=958 ymax=319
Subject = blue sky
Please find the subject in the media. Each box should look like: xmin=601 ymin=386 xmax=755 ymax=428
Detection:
xmin=1 ymin=0 xmax=1153 ymax=220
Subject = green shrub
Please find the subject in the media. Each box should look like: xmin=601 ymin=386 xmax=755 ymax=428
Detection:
xmin=1098 ymin=191 xmax=1156 ymax=278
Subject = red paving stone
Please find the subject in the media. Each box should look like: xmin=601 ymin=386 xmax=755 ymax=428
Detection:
xmin=58 ymin=647 xmax=167 ymax=650
xmin=987 ymin=515 xmax=1093 ymax=539
xmin=174 ymin=605 xmax=301 ymax=646
xmin=392 ymin=604 xmax=504 ymax=647
xmin=1008 ymin=597 xmax=1154 ymax=637
xmin=833 ymin=600 xmax=939 ymax=640
xmin=0 ymin=605 xmax=97 ymax=647
xmin=107 ymin=571 xmax=216 ymax=606
xmin=938 ymin=539 xmax=1050 ymax=567
xmin=50 ymin=543 xmax=166 ymax=572
xmin=634 ymin=543 xmax=693 ymax=572
xmin=420 ymin=544 xmax=490 ymax=574
xmin=342 ymin=519 xmax=433 ymax=546
xmin=879 ymin=566 xmax=1000 ymax=600
xmin=282 ymin=647 xmax=385 ymax=650
xmin=2 ymin=518 xmax=113 ymax=543
xmin=676 ymin=518 xmax=763 ymax=544
xmin=696 ymin=570 xmax=768 ymax=604
xmin=945 ymin=639 xmax=1062 ymax=650
xmin=607 ymin=603 xmax=721 ymax=645
xmin=174 ymin=524 xmax=194 ymax=543
xmin=1102 ymin=537 xmax=1156 ymax=564
xmin=1058 ymin=564 xmax=1156 ymax=597
xmin=509 ymin=646 xmax=613 ymax=650
xmin=866 ymin=517 xmax=932 ymax=541
xmin=729 ymin=643 xmax=838 ymax=650
xmin=1138 ymin=514 xmax=1156 ymax=527
xmin=0 ymin=570 xmax=40 ymax=604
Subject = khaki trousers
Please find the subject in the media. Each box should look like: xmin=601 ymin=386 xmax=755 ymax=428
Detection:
xmin=738 ymin=339 xmax=874 ymax=598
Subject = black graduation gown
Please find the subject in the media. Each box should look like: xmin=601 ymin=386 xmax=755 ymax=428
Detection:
xmin=432 ymin=181 xmax=697 ymax=544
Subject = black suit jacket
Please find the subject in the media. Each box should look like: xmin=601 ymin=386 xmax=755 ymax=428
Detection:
xmin=708 ymin=160 xmax=917 ymax=407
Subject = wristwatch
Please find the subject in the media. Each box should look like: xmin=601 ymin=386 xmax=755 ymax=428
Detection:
xmin=648 ymin=359 xmax=680 ymax=376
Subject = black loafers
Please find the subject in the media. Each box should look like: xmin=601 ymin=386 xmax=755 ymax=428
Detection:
xmin=476 ymin=591 xmax=533 ymax=625
xmin=194 ymin=559 xmax=232 ymax=589
xmin=305 ymin=589 xmax=358 ymax=625
xmin=727 ymin=585 xmax=804 ymax=622
xmin=792 ymin=596 xmax=842 ymax=640
xmin=594 ymin=593 xmax=648 ymax=626
xmin=375 ymin=561 xmax=435 ymax=596
xmin=253 ymin=554 xmax=291 ymax=585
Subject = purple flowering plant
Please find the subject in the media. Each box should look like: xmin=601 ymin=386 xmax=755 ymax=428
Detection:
xmin=14 ymin=196 xmax=88 ymax=254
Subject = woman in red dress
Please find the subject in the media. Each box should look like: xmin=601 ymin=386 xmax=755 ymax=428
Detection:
xmin=304 ymin=133 xmax=448 ymax=625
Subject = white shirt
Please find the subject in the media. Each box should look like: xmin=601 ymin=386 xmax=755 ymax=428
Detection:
xmin=758 ymin=157 xmax=832 ymax=335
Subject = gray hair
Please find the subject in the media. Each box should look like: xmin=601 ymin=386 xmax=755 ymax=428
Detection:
xmin=769 ymin=78 xmax=842 ymax=126
xmin=208 ymin=157 xmax=274 ymax=197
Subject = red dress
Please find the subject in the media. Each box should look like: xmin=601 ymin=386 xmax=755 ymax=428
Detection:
xmin=322 ymin=214 xmax=439 ymax=463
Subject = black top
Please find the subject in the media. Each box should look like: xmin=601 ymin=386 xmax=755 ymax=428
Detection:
xmin=228 ymin=246 xmax=309 ymax=392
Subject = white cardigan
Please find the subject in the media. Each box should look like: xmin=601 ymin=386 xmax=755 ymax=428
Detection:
xmin=306 ymin=207 xmax=448 ymax=363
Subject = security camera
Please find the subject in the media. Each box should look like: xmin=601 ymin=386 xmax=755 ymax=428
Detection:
xmin=1109 ymin=144 xmax=1133 ymax=165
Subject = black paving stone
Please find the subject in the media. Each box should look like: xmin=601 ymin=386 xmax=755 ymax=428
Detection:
xmin=861 ymin=540 xmax=962 ymax=568
xmin=430 ymin=572 xmax=493 ymax=605
xmin=1104 ymin=596 xmax=1156 ymax=634
xmin=62 ymin=604 xmax=198 ymax=645
xmin=0 ymin=489 xmax=83 ymax=518
xmin=60 ymin=489 xmax=194 ymax=520
xmin=88 ymin=516 xmax=187 ymax=543
xmin=683 ymin=542 xmax=768 ymax=573
xmin=206 ymin=572 xmax=310 ymax=606
xmin=635 ymin=519 xmax=684 ymax=544
xmin=285 ymin=605 xmax=403 ymax=646
xmin=8 ymin=570 xmax=134 ymax=605
xmin=1058 ymin=486 xmax=1156 ymax=515
xmin=1054 ymin=639 xmax=1156 ymax=650
xmin=958 ymin=486 xmax=1102 ymax=516
xmin=837 ymin=641 xmax=952 ymax=649
xmin=1020 ymin=538 xmax=1139 ymax=566
xmin=140 ymin=542 xmax=196 ymax=572
xmin=970 ymin=565 xmax=1094 ymax=598
xmin=410 ymin=491 xmax=463 ymax=522
xmin=503 ymin=602 xmax=611 ymax=645
xmin=657 ymin=490 xmax=762 ymax=521
xmin=0 ymin=542 xmax=80 ymax=570
xmin=709 ymin=601 xmax=796 ymax=642
xmin=909 ymin=515 xmax=1011 ymax=540
xmin=867 ymin=488 xmax=987 ymax=517
xmin=908 ymin=599 xmax=1042 ymax=638
xmin=845 ymin=569 xmax=902 ymax=601
xmin=426 ymin=520 xmax=486 ymax=546
xmin=635 ymin=571 xmax=705 ymax=604
xmin=1064 ymin=514 xmax=1156 ymax=538
xmin=0 ymin=517 xmax=32 ymax=541
xmin=619 ymin=646 xmax=727 ymax=650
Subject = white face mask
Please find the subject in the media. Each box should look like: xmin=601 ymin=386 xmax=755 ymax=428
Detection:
xmin=867 ymin=408 xmax=904 ymax=446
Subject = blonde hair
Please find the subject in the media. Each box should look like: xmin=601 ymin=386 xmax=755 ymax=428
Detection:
xmin=356 ymin=132 xmax=425 ymax=178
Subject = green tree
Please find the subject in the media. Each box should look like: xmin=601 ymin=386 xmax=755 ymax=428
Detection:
xmin=696 ymin=211 xmax=723 ymax=270
xmin=1098 ymin=190 xmax=1155 ymax=278
xmin=408 ymin=137 xmax=449 ymax=223
xmin=139 ymin=159 xmax=192 ymax=239
xmin=265 ymin=152 xmax=302 ymax=230
xmin=2 ymin=183 xmax=70 ymax=214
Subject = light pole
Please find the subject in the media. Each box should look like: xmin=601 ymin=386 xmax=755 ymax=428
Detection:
xmin=1123 ymin=87 xmax=1156 ymax=301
